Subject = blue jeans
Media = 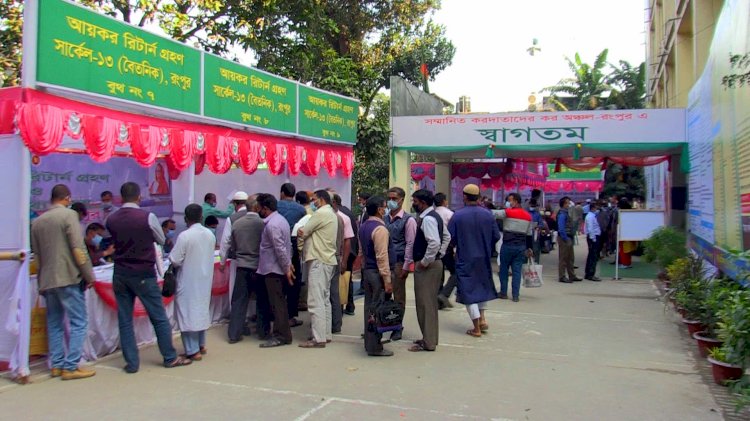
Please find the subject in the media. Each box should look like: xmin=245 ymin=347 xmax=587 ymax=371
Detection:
xmin=44 ymin=284 xmax=88 ymax=371
xmin=499 ymin=245 xmax=527 ymax=299
xmin=113 ymin=272 xmax=177 ymax=370
xmin=180 ymin=331 xmax=206 ymax=356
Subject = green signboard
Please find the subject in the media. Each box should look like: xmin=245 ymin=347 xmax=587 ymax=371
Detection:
xmin=33 ymin=0 xmax=359 ymax=144
xmin=37 ymin=0 xmax=201 ymax=114
xmin=298 ymin=86 xmax=358 ymax=144
xmin=203 ymin=54 xmax=297 ymax=133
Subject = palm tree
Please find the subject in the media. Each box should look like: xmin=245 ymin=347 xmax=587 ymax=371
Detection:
xmin=543 ymin=49 xmax=611 ymax=111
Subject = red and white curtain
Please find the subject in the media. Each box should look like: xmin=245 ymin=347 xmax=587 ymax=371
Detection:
xmin=0 ymin=87 xmax=354 ymax=179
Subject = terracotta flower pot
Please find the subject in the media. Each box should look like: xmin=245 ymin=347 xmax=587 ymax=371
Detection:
xmin=692 ymin=331 xmax=722 ymax=358
xmin=675 ymin=306 xmax=687 ymax=317
xmin=682 ymin=319 xmax=706 ymax=336
xmin=707 ymin=356 xmax=744 ymax=385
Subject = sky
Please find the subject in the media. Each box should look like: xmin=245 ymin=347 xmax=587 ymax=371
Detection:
xmin=428 ymin=0 xmax=647 ymax=113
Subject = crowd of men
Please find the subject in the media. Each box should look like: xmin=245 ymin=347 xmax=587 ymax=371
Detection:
xmin=32 ymin=179 xmax=629 ymax=380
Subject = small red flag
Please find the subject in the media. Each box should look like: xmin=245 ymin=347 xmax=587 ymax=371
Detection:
xmin=420 ymin=63 xmax=429 ymax=77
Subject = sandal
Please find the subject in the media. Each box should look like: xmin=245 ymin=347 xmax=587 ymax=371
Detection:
xmin=199 ymin=347 xmax=207 ymax=355
xmin=466 ymin=329 xmax=482 ymax=338
xmin=408 ymin=343 xmax=435 ymax=352
xmin=413 ymin=339 xmax=425 ymax=346
xmin=307 ymin=336 xmax=332 ymax=343
xmin=480 ymin=324 xmax=489 ymax=333
xmin=290 ymin=319 xmax=303 ymax=328
xmin=298 ymin=340 xmax=326 ymax=349
xmin=180 ymin=352 xmax=203 ymax=361
xmin=165 ymin=356 xmax=192 ymax=368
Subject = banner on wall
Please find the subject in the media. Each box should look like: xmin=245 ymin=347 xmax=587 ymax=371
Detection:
xmin=687 ymin=0 xmax=750 ymax=280
xmin=31 ymin=154 xmax=173 ymax=218
xmin=393 ymin=109 xmax=685 ymax=149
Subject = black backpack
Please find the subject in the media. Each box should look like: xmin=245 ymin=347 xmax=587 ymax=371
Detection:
xmin=370 ymin=293 xmax=404 ymax=334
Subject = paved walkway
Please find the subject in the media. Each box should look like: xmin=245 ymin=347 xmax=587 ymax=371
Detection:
xmin=0 ymin=242 xmax=731 ymax=420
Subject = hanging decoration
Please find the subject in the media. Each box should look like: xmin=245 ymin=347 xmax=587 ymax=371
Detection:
xmin=0 ymin=87 xmax=354 ymax=180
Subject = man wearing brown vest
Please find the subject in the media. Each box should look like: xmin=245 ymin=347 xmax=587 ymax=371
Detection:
xmin=107 ymin=182 xmax=191 ymax=372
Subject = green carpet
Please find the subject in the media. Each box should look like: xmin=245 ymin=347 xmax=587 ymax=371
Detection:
xmin=598 ymin=257 xmax=659 ymax=280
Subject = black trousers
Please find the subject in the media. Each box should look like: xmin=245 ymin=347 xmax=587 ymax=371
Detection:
xmin=265 ymin=274 xmax=292 ymax=343
xmin=362 ymin=268 xmax=385 ymax=354
xmin=345 ymin=253 xmax=356 ymax=312
xmin=228 ymin=267 xmax=270 ymax=341
xmin=286 ymin=247 xmax=303 ymax=320
xmin=585 ymin=236 xmax=601 ymax=278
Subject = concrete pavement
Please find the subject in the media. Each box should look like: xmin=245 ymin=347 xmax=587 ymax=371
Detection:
xmin=0 ymin=242 xmax=729 ymax=420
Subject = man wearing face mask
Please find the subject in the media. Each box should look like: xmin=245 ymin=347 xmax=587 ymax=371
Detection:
xmin=98 ymin=191 xmax=119 ymax=226
xmin=298 ymin=190 xmax=338 ymax=348
xmin=408 ymin=189 xmax=451 ymax=352
xmin=85 ymin=223 xmax=114 ymax=266
xmin=492 ymin=193 xmax=534 ymax=302
xmin=556 ymin=196 xmax=582 ymax=283
xmin=358 ymin=195 xmax=394 ymax=356
xmin=383 ymin=187 xmax=417 ymax=342
xmin=201 ymin=193 xmax=234 ymax=224
xmin=161 ymin=219 xmax=177 ymax=254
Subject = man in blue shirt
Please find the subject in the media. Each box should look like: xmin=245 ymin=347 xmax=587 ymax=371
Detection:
xmin=275 ymin=183 xmax=307 ymax=329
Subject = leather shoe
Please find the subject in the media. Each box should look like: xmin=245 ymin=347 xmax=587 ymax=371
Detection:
xmin=228 ymin=337 xmax=243 ymax=344
xmin=512 ymin=297 xmax=520 ymax=302
xmin=259 ymin=338 xmax=290 ymax=348
xmin=498 ymin=294 xmax=508 ymax=299
xmin=61 ymin=368 xmax=96 ymax=380
xmin=368 ymin=350 xmax=394 ymax=357
xmin=559 ymin=277 xmax=573 ymax=283
xmin=389 ymin=330 xmax=402 ymax=341
xmin=437 ymin=294 xmax=453 ymax=309
xmin=585 ymin=276 xmax=602 ymax=282
xmin=343 ymin=309 xmax=355 ymax=316
xmin=50 ymin=368 xmax=62 ymax=378
xmin=572 ymin=277 xmax=583 ymax=282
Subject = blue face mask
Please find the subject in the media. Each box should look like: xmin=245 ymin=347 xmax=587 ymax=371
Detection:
xmin=209 ymin=228 xmax=217 ymax=236
xmin=387 ymin=200 xmax=399 ymax=211
xmin=92 ymin=234 xmax=103 ymax=247
xmin=102 ymin=202 xmax=113 ymax=211
xmin=166 ymin=229 xmax=176 ymax=239
xmin=310 ymin=202 xmax=318 ymax=212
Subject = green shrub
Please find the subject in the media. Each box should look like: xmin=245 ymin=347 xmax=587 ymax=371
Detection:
xmin=643 ymin=226 xmax=688 ymax=270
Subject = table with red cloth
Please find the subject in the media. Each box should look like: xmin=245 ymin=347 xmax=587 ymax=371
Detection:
xmin=29 ymin=255 xmax=231 ymax=362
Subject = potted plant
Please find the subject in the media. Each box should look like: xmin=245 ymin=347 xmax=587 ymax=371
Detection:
xmin=674 ymin=276 xmax=708 ymax=335
xmin=711 ymin=288 xmax=750 ymax=386
xmin=643 ymin=226 xmax=688 ymax=281
xmin=693 ymin=278 xmax=741 ymax=357
xmin=664 ymin=257 xmax=694 ymax=311
xmin=708 ymin=347 xmax=744 ymax=386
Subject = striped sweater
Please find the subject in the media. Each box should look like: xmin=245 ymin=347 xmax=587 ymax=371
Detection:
xmin=492 ymin=208 xmax=533 ymax=248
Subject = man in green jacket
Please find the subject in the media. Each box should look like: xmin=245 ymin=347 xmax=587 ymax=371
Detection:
xmin=201 ymin=193 xmax=233 ymax=224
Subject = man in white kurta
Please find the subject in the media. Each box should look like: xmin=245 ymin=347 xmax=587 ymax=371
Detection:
xmin=169 ymin=204 xmax=216 ymax=360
